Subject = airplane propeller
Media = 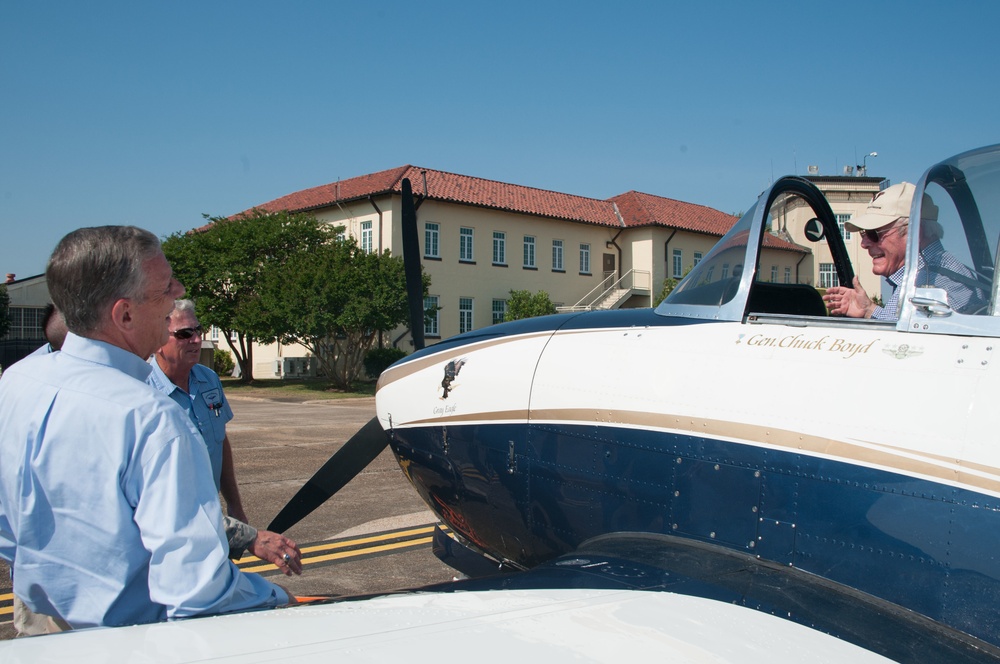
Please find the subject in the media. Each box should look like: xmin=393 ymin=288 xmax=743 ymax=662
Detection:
xmin=267 ymin=177 xmax=425 ymax=534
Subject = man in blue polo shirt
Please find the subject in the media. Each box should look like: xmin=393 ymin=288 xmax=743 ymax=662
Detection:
xmin=147 ymin=299 xmax=302 ymax=574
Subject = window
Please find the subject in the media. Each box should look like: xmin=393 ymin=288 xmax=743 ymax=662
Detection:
xmin=721 ymin=263 xmax=730 ymax=279
xmin=424 ymin=222 xmax=440 ymax=258
xmin=580 ymin=243 xmax=591 ymax=274
xmin=210 ymin=325 xmax=220 ymax=342
xmin=835 ymin=213 xmax=852 ymax=241
xmin=523 ymin=236 xmax=536 ymax=268
xmin=770 ymin=265 xmax=778 ymax=282
xmin=672 ymin=249 xmax=683 ymax=278
xmin=493 ymin=231 xmax=506 ymax=265
xmin=693 ymin=252 xmax=703 ymax=267
xmin=360 ymin=221 xmax=373 ymax=254
xmin=784 ymin=267 xmax=791 ymax=284
xmin=552 ymin=240 xmax=564 ymax=271
xmin=819 ymin=263 xmax=839 ymax=289
xmin=460 ymin=227 xmax=474 ymax=262
xmin=3 ymin=306 xmax=45 ymax=340
xmin=492 ymin=299 xmax=507 ymax=325
xmin=459 ymin=297 xmax=474 ymax=334
xmin=424 ymin=295 xmax=439 ymax=336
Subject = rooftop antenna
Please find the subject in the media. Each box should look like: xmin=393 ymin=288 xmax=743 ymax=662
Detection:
xmin=856 ymin=151 xmax=877 ymax=176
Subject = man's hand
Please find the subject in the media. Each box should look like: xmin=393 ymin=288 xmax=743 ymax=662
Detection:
xmin=822 ymin=277 xmax=874 ymax=318
xmin=249 ymin=530 xmax=303 ymax=576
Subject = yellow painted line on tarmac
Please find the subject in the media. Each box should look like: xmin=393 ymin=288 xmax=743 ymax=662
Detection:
xmin=239 ymin=525 xmax=444 ymax=574
xmin=239 ymin=524 xmax=440 ymax=565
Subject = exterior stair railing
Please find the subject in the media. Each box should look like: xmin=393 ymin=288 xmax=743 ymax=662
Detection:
xmin=556 ymin=269 xmax=651 ymax=313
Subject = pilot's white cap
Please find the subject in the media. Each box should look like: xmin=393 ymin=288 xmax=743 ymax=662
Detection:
xmin=845 ymin=182 xmax=938 ymax=231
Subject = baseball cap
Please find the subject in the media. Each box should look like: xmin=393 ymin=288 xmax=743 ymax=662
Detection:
xmin=845 ymin=182 xmax=939 ymax=231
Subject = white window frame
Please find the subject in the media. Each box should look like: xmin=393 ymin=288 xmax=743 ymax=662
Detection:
xmin=552 ymin=239 xmax=564 ymax=271
xmin=460 ymin=227 xmax=474 ymax=262
xmin=523 ymin=236 xmax=536 ymax=268
xmin=492 ymin=299 xmax=507 ymax=325
xmin=360 ymin=220 xmax=373 ymax=254
xmin=835 ymin=213 xmax=852 ymax=241
xmin=459 ymin=297 xmax=474 ymax=334
xmin=770 ymin=265 xmax=778 ymax=282
xmin=424 ymin=295 xmax=440 ymax=336
xmin=819 ymin=263 xmax=839 ymax=289
xmin=579 ymin=243 xmax=591 ymax=274
xmin=784 ymin=267 xmax=791 ymax=284
xmin=672 ymin=249 xmax=683 ymax=278
xmin=493 ymin=231 xmax=506 ymax=265
xmin=424 ymin=223 xmax=440 ymax=258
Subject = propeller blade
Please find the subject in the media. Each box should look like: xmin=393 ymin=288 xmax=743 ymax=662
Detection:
xmin=400 ymin=178 xmax=425 ymax=351
xmin=267 ymin=416 xmax=388 ymax=533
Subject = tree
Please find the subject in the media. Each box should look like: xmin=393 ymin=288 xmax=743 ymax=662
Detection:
xmin=162 ymin=210 xmax=335 ymax=382
xmin=504 ymin=289 xmax=557 ymax=321
xmin=0 ymin=284 xmax=10 ymax=339
xmin=653 ymin=278 xmax=678 ymax=306
xmin=260 ymin=240 xmax=419 ymax=389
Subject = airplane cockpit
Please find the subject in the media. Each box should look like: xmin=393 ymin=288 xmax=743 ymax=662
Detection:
xmin=657 ymin=143 xmax=1000 ymax=339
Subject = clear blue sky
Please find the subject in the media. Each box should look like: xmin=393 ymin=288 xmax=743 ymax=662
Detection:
xmin=2 ymin=1 xmax=997 ymax=280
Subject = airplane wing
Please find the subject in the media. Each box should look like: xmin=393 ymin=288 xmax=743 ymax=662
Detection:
xmin=0 ymin=586 xmax=896 ymax=663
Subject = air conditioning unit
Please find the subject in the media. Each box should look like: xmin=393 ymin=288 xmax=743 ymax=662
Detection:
xmin=280 ymin=357 xmax=316 ymax=378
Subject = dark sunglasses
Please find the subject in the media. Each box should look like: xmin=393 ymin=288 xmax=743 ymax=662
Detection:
xmin=170 ymin=325 xmax=203 ymax=340
xmin=862 ymin=224 xmax=902 ymax=243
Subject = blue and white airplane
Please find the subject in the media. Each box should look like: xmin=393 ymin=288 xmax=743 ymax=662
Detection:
xmin=372 ymin=143 xmax=1000 ymax=661
xmin=5 ymin=144 xmax=1000 ymax=662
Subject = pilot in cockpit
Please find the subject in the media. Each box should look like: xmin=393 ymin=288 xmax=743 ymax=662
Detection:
xmin=822 ymin=182 xmax=987 ymax=319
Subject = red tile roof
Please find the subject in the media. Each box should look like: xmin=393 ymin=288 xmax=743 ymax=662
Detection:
xmin=236 ymin=165 xmax=807 ymax=254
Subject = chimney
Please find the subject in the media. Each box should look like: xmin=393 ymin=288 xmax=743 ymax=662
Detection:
xmin=5 ymin=273 xmax=14 ymax=284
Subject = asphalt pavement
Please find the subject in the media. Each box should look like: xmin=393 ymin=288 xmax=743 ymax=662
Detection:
xmin=0 ymin=394 xmax=457 ymax=640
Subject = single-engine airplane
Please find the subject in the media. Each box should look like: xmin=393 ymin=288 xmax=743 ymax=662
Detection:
xmin=5 ymin=145 xmax=1000 ymax=662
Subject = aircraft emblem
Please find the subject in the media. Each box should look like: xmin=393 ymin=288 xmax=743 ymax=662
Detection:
xmin=882 ymin=343 xmax=923 ymax=360
xmin=441 ymin=358 xmax=467 ymax=399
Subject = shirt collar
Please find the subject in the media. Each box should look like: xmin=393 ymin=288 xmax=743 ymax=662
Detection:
xmin=62 ymin=332 xmax=153 ymax=382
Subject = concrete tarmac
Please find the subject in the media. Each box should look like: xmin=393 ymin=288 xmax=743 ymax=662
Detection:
xmin=0 ymin=394 xmax=457 ymax=640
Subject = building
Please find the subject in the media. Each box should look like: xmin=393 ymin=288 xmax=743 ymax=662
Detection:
xmin=236 ymin=166 xmax=810 ymax=377
xmin=780 ymin=175 xmax=889 ymax=296
xmin=0 ymin=273 xmax=50 ymax=369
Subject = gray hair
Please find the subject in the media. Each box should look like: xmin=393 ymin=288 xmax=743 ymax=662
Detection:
xmin=46 ymin=226 xmax=162 ymax=335
xmin=172 ymin=298 xmax=196 ymax=316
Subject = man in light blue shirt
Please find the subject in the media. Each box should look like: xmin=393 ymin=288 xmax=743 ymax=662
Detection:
xmin=0 ymin=226 xmax=292 ymax=633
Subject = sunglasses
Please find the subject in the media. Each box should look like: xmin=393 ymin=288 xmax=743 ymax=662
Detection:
xmin=170 ymin=325 xmax=203 ymax=340
xmin=862 ymin=224 xmax=902 ymax=243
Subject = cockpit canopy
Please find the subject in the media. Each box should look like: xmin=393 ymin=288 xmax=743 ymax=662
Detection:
xmin=656 ymin=144 xmax=1000 ymax=338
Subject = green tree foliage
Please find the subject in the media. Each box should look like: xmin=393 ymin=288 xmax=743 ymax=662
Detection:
xmin=0 ymin=284 xmax=10 ymax=339
xmin=653 ymin=278 xmax=678 ymax=306
xmin=213 ymin=349 xmax=236 ymax=376
xmin=162 ymin=210 xmax=335 ymax=382
xmin=364 ymin=347 xmax=407 ymax=379
xmin=259 ymin=240 xmax=421 ymax=389
xmin=504 ymin=289 xmax=557 ymax=321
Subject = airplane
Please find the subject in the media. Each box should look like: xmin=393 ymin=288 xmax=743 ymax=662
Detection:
xmin=4 ymin=144 xmax=1000 ymax=662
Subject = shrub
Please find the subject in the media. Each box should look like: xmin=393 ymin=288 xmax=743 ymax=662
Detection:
xmin=364 ymin=347 xmax=407 ymax=378
xmin=214 ymin=348 xmax=236 ymax=376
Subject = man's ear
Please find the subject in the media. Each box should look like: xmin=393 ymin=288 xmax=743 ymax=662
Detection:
xmin=109 ymin=298 xmax=134 ymax=332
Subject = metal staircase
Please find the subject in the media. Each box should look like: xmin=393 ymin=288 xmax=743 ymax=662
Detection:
xmin=557 ymin=269 xmax=651 ymax=312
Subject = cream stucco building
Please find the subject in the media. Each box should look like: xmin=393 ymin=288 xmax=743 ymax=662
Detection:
xmin=777 ymin=175 xmax=888 ymax=297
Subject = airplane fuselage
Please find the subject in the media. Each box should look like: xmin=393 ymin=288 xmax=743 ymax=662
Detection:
xmin=377 ymin=147 xmax=1000 ymax=649
xmin=377 ymin=307 xmax=1000 ymax=645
